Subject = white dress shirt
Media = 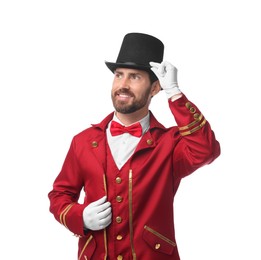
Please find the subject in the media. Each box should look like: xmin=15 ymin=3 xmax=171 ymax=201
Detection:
xmin=106 ymin=113 xmax=150 ymax=169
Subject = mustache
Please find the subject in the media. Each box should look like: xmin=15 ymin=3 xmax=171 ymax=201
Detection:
xmin=114 ymin=88 xmax=135 ymax=97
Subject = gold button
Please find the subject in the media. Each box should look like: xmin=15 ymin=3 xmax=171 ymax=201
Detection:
xmin=189 ymin=107 xmax=196 ymax=113
xmin=116 ymin=177 xmax=122 ymax=184
xmin=91 ymin=141 xmax=98 ymax=148
xmin=116 ymin=196 xmax=123 ymax=202
xmin=155 ymin=243 xmax=161 ymax=249
xmin=116 ymin=216 xmax=122 ymax=223
xmin=116 ymin=235 xmax=123 ymax=240
xmin=117 ymin=255 xmax=123 ymax=260
xmin=193 ymin=113 xmax=200 ymax=120
xmin=185 ymin=102 xmax=191 ymax=109
xmin=147 ymin=139 xmax=153 ymax=145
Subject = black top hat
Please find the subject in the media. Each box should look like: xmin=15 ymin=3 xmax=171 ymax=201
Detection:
xmin=105 ymin=33 xmax=164 ymax=82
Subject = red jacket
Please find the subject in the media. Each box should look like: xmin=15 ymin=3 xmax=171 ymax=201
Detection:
xmin=48 ymin=94 xmax=220 ymax=259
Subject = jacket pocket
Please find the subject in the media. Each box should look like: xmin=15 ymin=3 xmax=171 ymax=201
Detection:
xmin=78 ymin=234 xmax=96 ymax=260
xmin=143 ymin=225 xmax=176 ymax=255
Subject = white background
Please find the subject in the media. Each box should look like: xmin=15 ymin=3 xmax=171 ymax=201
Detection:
xmin=1 ymin=0 xmax=260 ymax=259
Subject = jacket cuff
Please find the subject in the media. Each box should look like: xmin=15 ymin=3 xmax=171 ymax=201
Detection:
xmin=59 ymin=203 xmax=86 ymax=237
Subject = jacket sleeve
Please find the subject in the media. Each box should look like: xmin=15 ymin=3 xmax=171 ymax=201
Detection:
xmin=170 ymin=94 xmax=221 ymax=178
xmin=48 ymin=137 xmax=86 ymax=237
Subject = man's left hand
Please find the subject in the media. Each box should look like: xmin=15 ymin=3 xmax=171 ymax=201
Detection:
xmin=150 ymin=61 xmax=181 ymax=99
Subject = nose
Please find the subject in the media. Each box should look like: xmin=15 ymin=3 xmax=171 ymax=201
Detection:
xmin=119 ymin=76 xmax=130 ymax=89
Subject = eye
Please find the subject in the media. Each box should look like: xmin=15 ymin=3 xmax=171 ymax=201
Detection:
xmin=114 ymin=72 xmax=122 ymax=79
xmin=130 ymin=74 xmax=140 ymax=80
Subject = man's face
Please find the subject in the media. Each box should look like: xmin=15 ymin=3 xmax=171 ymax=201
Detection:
xmin=111 ymin=68 xmax=153 ymax=114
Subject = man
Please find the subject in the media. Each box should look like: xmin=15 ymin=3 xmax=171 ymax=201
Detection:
xmin=48 ymin=32 xmax=220 ymax=260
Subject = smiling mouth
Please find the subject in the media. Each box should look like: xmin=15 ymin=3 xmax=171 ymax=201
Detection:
xmin=115 ymin=90 xmax=134 ymax=99
xmin=118 ymin=93 xmax=132 ymax=98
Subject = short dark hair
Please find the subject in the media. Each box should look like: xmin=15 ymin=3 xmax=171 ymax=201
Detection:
xmin=148 ymin=71 xmax=158 ymax=83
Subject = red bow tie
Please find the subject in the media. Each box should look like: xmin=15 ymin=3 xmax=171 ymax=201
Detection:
xmin=110 ymin=121 xmax=142 ymax=137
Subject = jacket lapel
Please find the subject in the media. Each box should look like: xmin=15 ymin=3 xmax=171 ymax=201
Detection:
xmin=132 ymin=111 xmax=167 ymax=156
xmin=88 ymin=112 xmax=114 ymax=172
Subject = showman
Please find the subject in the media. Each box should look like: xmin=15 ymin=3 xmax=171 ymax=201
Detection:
xmin=48 ymin=32 xmax=220 ymax=260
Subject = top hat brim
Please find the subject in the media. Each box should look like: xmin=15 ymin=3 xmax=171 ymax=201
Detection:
xmin=105 ymin=61 xmax=159 ymax=84
xmin=105 ymin=61 xmax=152 ymax=74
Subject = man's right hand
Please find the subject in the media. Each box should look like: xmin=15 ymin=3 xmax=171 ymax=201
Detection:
xmin=83 ymin=196 xmax=112 ymax=231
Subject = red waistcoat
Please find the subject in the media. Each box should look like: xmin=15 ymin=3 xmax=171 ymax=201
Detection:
xmin=48 ymin=94 xmax=220 ymax=259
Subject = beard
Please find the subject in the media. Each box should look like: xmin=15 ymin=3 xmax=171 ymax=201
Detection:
xmin=111 ymin=87 xmax=152 ymax=114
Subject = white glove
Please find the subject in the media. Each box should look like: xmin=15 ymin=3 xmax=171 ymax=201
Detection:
xmin=83 ymin=196 xmax=112 ymax=231
xmin=150 ymin=61 xmax=181 ymax=99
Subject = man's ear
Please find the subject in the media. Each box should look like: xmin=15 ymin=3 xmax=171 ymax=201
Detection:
xmin=151 ymin=80 xmax=161 ymax=97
